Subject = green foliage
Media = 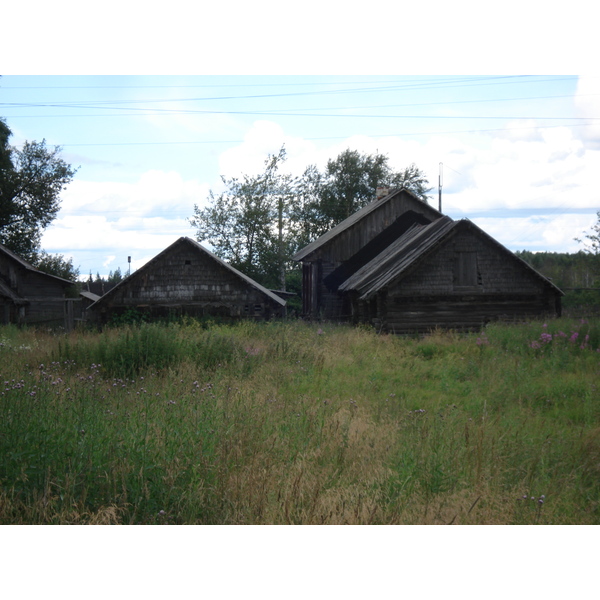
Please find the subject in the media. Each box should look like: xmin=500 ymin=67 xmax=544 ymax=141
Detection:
xmin=190 ymin=146 xmax=297 ymax=289
xmin=189 ymin=146 xmax=431 ymax=290
xmin=32 ymin=250 xmax=80 ymax=281
xmin=2 ymin=318 xmax=599 ymax=524
xmin=575 ymin=210 xmax=600 ymax=258
xmin=516 ymin=249 xmax=600 ymax=312
xmin=0 ymin=122 xmax=77 ymax=261
xmin=312 ymin=150 xmax=432 ymax=231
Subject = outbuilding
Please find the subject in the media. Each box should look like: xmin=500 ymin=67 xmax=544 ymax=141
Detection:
xmin=293 ymin=188 xmax=563 ymax=332
xmin=0 ymin=243 xmax=75 ymax=327
xmin=89 ymin=237 xmax=286 ymax=323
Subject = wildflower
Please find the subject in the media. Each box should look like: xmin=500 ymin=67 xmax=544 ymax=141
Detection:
xmin=570 ymin=332 xmax=579 ymax=343
xmin=529 ymin=341 xmax=541 ymax=350
xmin=540 ymin=333 xmax=552 ymax=344
xmin=316 ymin=328 xmax=324 ymax=335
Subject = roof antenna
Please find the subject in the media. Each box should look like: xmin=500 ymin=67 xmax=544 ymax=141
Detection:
xmin=438 ymin=162 xmax=443 ymax=213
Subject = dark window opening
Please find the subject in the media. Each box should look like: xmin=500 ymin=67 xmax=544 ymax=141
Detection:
xmin=454 ymin=252 xmax=481 ymax=289
xmin=185 ymin=260 xmax=192 ymax=266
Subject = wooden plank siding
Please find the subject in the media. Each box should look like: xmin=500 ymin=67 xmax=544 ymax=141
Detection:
xmin=0 ymin=243 xmax=74 ymax=327
xmin=293 ymin=189 xmax=563 ymax=332
xmin=90 ymin=237 xmax=286 ymax=323
xmin=293 ymin=188 xmax=440 ymax=320
xmin=348 ymin=222 xmax=563 ymax=332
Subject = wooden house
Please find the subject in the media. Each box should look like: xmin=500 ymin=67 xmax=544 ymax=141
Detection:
xmin=293 ymin=188 xmax=563 ymax=332
xmin=89 ymin=237 xmax=286 ymax=322
xmin=0 ymin=243 xmax=75 ymax=327
xmin=292 ymin=187 xmax=442 ymax=320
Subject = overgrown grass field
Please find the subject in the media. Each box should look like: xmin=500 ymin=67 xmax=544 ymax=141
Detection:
xmin=1 ymin=317 xmax=599 ymax=524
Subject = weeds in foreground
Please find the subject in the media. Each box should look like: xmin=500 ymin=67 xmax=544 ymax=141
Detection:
xmin=1 ymin=318 xmax=599 ymax=524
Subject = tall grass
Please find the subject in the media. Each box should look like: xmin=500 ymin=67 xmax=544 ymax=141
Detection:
xmin=1 ymin=317 xmax=599 ymax=524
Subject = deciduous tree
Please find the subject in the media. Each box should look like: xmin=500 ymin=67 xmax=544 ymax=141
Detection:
xmin=303 ymin=149 xmax=432 ymax=234
xmin=190 ymin=146 xmax=297 ymax=289
xmin=0 ymin=119 xmax=77 ymax=261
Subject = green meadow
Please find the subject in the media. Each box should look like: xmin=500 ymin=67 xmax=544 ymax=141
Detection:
xmin=1 ymin=317 xmax=599 ymax=524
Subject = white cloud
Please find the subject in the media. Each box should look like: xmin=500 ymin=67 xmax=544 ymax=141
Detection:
xmin=574 ymin=75 xmax=600 ymax=149
xmin=217 ymin=120 xmax=318 ymax=180
xmin=59 ymin=170 xmax=209 ymax=218
xmin=471 ymin=213 xmax=598 ymax=253
xmin=41 ymin=170 xmax=205 ymax=270
xmin=41 ymin=106 xmax=600 ymax=275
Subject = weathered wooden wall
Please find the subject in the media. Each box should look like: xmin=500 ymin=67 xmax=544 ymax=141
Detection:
xmin=308 ymin=194 xmax=438 ymax=264
xmin=95 ymin=241 xmax=284 ymax=321
xmin=354 ymin=229 xmax=561 ymax=332
xmin=0 ymin=254 xmax=70 ymax=326
xmin=300 ymin=193 xmax=439 ymax=319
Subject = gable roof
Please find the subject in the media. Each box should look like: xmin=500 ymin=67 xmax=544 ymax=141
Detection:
xmin=323 ymin=210 xmax=434 ymax=291
xmin=90 ymin=237 xmax=286 ymax=309
xmin=0 ymin=243 xmax=74 ymax=286
xmin=292 ymin=187 xmax=441 ymax=262
xmin=339 ymin=218 xmax=564 ymax=301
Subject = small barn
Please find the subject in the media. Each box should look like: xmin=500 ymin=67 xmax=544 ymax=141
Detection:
xmin=0 ymin=243 xmax=75 ymax=327
xmin=292 ymin=187 xmax=442 ymax=320
xmin=89 ymin=237 xmax=286 ymax=323
xmin=293 ymin=188 xmax=563 ymax=332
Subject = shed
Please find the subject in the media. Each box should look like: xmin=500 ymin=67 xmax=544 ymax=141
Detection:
xmin=338 ymin=217 xmax=563 ymax=332
xmin=293 ymin=189 xmax=563 ymax=332
xmin=0 ymin=243 xmax=75 ymax=327
xmin=292 ymin=187 xmax=442 ymax=320
xmin=88 ymin=237 xmax=286 ymax=322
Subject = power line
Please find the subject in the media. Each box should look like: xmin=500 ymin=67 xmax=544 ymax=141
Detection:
xmin=1 ymin=76 xmax=579 ymax=108
xmin=46 ymin=121 xmax=597 ymax=148
xmin=7 ymin=92 xmax=597 ymax=119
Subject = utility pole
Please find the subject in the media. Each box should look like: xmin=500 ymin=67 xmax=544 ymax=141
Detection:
xmin=278 ymin=194 xmax=285 ymax=291
xmin=438 ymin=162 xmax=443 ymax=213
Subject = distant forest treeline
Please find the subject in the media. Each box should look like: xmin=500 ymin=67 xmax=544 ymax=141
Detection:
xmin=515 ymin=250 xmax=600 ymax=312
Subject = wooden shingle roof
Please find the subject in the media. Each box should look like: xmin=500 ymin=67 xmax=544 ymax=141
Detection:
xmin=0 ymin=243 xmax=74 ymax=286
xmin=339 ymin=218 xmax=564 ymax=301
xmin=292 ymin=187 xmax=441 ymax=262
xmin=89 ymin=237 xmax=286 ymax=309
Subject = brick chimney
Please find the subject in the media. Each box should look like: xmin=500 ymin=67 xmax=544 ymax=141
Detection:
xmin=376 ymin=186 xmax=390 ymax=200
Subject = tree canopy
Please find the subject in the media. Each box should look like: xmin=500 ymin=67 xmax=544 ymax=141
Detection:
xmin=0 ymin=118 xmax=77 ymax=262
xmin=299 ymin=149 xmax=432 ymax=238
xmin=190 ymin=146 xmax=432 ymax=290
xmin=190 ymin=147 xmax=298 ymax=289
xmin=32 ymin=250 xmax=80 ymax=282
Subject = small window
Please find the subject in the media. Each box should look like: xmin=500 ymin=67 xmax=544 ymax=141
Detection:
xmin=454 ymin=252 xmax=481 ymax=288
xmin=254 ymin=304 xmax=263 ymax=313
xmin=185 ymin=260 xmax=192 ymax=266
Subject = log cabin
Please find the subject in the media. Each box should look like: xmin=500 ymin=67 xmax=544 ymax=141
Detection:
xmin=89 ymin=237 xmax=286 ymax=323
xmin=293 ymin=188 xmax=563 ymax=332
xmin=0 ymin=243 xmax=74 ymax=326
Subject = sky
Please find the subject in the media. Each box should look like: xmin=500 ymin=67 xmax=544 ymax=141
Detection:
xmin=1 ymin=6 xmax=599 ymax=282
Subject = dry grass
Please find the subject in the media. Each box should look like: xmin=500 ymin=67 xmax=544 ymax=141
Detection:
xmin=1 ymin=318 xmax=599 ymax=524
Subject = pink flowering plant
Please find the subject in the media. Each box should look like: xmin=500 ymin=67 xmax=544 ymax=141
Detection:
xmin=527 ymin=319 xmax=599 ymax=356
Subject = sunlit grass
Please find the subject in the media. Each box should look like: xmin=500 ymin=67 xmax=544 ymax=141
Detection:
xmin=1 ymin=317 xmax=599 ymax=524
